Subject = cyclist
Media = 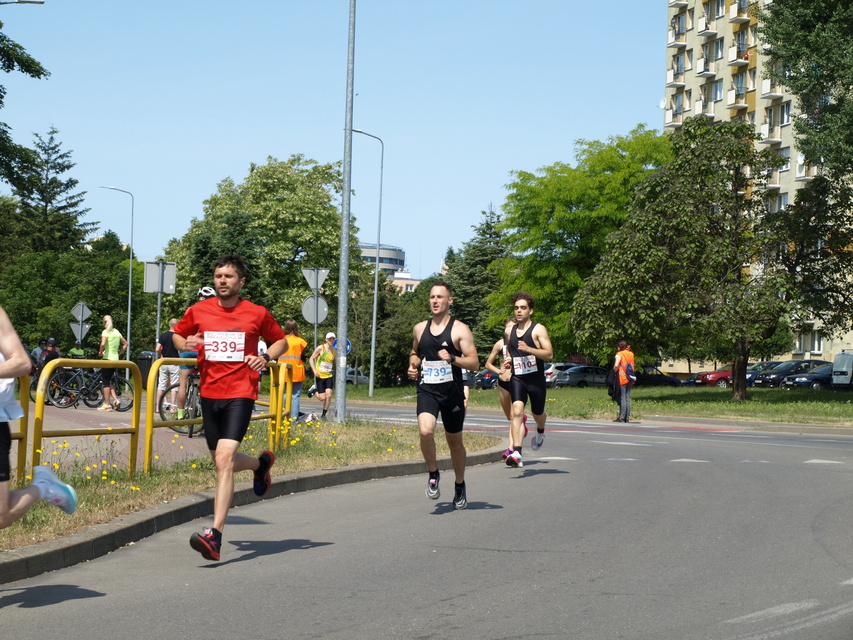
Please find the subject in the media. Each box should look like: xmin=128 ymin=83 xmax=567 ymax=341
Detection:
xmin=176 ymin=287 xmax=215 ymax=419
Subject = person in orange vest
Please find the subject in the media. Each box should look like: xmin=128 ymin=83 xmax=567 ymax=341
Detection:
xmin=278 ymin=319 xmax=308 ymax=421
xmin=613 ymin=340 xmax=636 ymax=423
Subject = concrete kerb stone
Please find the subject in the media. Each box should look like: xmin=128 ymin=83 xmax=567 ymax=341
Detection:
xmin=0 ymin=443 xmax=505 ymax=584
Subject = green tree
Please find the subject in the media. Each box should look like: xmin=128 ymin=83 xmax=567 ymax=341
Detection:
xmin=12 ymin=127 xmax=95 ymax=253
xmin=758 ymin=0 xmax=853 ymax=175
xmin=495 ymin=125 xmax=672 ymax=357
xmin=0 ymin=21 xmax=49 ymax=190
xmin=571 ymin=118 xmax=853 ymax=400
xmin=443 ymin=207 xmax=510 ymax=357
xmin=164 ymin=154 xmax=362 ymax=331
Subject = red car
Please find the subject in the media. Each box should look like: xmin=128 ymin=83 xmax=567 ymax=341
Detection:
xmin=694 ymin=364 xmax=737 ymax=388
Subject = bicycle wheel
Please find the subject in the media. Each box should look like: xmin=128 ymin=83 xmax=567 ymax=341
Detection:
xmin=47 ymin=370 xmax=78 ymax=408
xmin=185 ymin=384 xmax=204 ymax=436
xmin=112 ymin=375 xmax=134 ymax=412
xmin=82 ymin=382 xmax=104 ymax=408
xmin=29 ymin=376 xmax=38 ymax=403
xmin=159 ymin=382 xmax=181 ymax=421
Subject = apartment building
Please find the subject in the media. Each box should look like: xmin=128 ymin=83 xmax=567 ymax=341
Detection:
xmin=662 ymin=0 xmax=845 ymax=376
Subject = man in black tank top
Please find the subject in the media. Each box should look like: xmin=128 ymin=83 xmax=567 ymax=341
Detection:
xmin=505 ymin=292 xmax=554 ymax=468
xmin=408 ymin=281 xmax=479 ymax=510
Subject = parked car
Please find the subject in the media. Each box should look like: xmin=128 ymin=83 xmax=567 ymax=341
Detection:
xmin=544 ymin=362 xmax=579 ymax=388
xmin=752 ymin=359 xmax=831 ymax=388
xmin=743 ymin=361 xmax=783 ymax=387
xmin=554 ymin=365 xmax=607 ymax=388
xmin=635 ymin=365 xmax=681 ymax=387
xmin=781 ymin=363 xmax=834 ymax=391
xmin=694 ymin=364 xmax=737 ymax=388
xmin=681 ymin=372 xmax=704 ymax=386
xmin=345 ymin=368 xmax=368 ymax=385
xmin=474 ymin=369 xmax=499 ymax=389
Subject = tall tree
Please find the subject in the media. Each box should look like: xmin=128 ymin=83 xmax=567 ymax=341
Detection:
xmin=12 ymin=127 xmax=95 ymax=252
xmin=758 ymin=0 xmax=853 ymax=175
xmin=0 ymin=21 xmax=49 ymax=190
xmin=494 ymin=125 xmax=672 ymax=357
xmin=443 ymin=206 xmax=510 ymax=356
xmin=571 ymin=118 xmax=853 ymax=399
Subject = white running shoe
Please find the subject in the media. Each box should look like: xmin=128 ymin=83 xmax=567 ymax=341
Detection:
xmin=531 ymin=432 xmax=545 ymax=450
xmin=33 ymin=466 xmax=77 ymax=514
xmin=506 ymin=450 xmax=523 ymax=468
xmin=426 ymin=474 xmax=440 ymax=499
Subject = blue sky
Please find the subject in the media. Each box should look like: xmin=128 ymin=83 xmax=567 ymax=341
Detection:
xmin=0 ymin=0 xmax=666 ymax=280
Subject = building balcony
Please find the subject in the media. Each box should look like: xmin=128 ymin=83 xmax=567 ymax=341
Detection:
xmin=760 ymin=78 xmax=784 ymax=99
xmin=667 ymin=28 xmax=687 ymax=48
xmin=696 ymin=57 xmax=716 ymax=77
xmin=728 ymin=46 xmax=750 ymax=67
xmin=694 ymin=99 xmax=715 ymax=118
xmin=727 ymin=90 xmax=749 ymax=109
xmin=796 ymin=161 xmax=818 ymax=182
xmin=729 ymin=0 xmax=751 ymax=23
xmin=759 ymin=123 xmax=782 ymax=145
xmin=764 ymin=169 xmax=781 ymax=190
xmin=668 ymin=0 xmax=688 ymax=6
xmin=664 ymin=109 xmax=683 ymax=128
xmin=697 ymin=15 xmax=718 ymax=37
xmin=666 ymin=68 xmax=686 ymax=88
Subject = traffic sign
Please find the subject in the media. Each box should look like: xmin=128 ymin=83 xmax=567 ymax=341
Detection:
xmin=71 ymin=302 xmax=92 ymax=323
xmin=70 ymin=322 xmax=92 ymax=341
xmin=333 ymin=338 xmax=352 ymax=355
xmin=302 ymin=268 xmax=329 ymax=292
xmin=302 ymin=295 xmax=328 ymax=324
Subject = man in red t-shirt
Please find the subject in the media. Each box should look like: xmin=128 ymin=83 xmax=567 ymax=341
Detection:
xmin=173 ymin=255 xmax=286 ymax=561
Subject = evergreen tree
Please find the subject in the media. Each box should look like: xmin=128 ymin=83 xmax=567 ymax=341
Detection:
xmin=12 ymin=127 xmax=95 ymax=252
xmin=443 ymin=207 xmax=509 ymax=357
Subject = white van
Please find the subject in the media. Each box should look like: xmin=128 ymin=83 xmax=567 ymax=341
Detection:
xmin=832 ymin=351 xmax=853 ymax=387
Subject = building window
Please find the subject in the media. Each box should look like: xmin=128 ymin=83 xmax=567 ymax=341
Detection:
xmin=780 ymin=101 xmax=792 ymax=126
xmin=733 ymin=71 xmax=746 ymax=96
xmin=405 ymin=284 xmax=414 ymax=292
xmin=794 ymin=333 xmax=805 ymax=354
xmin=779 ymin=147 xmax=790 ymax=172
xmin=778 ymin=192 xmax=789 ymax=210
xmin=810 ymin=332 xmax=823 ymax=354
xmin=713 ymin=38 xmax=725 ymax=60
xmin=714 ymin=0 xmax=725 ymax=18
xmin=712 ymin=79 xmax=724 ymax=102
xmin=748 ymin=68 xmax=757 ymax=91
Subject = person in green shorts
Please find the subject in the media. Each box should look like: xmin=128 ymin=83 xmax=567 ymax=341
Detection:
xmin=97 ymin=315 xmax=127 ymax=411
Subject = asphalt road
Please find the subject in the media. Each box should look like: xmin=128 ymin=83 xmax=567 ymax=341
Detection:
xmin=6 ymin=408 xmax=853 ymax=639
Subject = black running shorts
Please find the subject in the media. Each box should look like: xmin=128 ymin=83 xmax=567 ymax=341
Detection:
xmin=509 ymin=375 xmax=547 ymax=416
xmin=315 ymin=376 xmax=334 ymax=394
xmin=416 ymin=386 xmax=466 ymax=434
xmin=199 ymin=397 xmax=256 ymax=450
xmin=0 ymin=421 xmax=11 ymax=482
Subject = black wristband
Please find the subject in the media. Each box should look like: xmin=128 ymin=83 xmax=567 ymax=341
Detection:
xmin=261 ymin=353 xmax=271 ymax=362
xmin=449 ymin=353 xmax=456 ymax=363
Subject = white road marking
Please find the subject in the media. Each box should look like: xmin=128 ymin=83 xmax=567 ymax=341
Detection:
xmin=537 ymin=456 xmax=576 ymax=460
xmin=725 ymin=600 xmax=819 ymax=624
xmin=589 ymin=440 xmax=653 ymax=447
xmin=605 ymin=458 xmax=638 ymax=461
xmin=803 ymin=459 xmax=845 ymax=464
xmin=670 ymin=458 xmax=709 ymax=462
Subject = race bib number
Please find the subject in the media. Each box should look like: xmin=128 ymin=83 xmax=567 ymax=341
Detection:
xmin=421 ymin=359 xmax=453 ymax=384
xmin=204 ymin=331 xmax=245 ymax=362
xmin=513 ymin=354 xmax=537 ymax=376
xmin=319 ymin=360 xmax=334 ymax=373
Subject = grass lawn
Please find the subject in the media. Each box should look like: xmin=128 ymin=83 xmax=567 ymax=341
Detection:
xmin=347 ymin=382 xmax=853 ymax=426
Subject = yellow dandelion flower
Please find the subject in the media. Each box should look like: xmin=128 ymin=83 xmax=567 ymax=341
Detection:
xmin=112 ymin=464 xmax=117 ymax=469
xmin=107 ymin=426 xmax=113 ymax=431
xmin=387 ymin=448 xmax=393 ymax=452
xmin=131 ymin=486 xmax=140 ymax=491
xmin=179 ymin=445 xmax=184 ymax=450
xmin=35 ymin=448 xmax=42 ymax=454
xmin=154 ymin=455 xmax=160 ymax=460
xmin=86 ymin=476 xmax=92 ymax=480
xmin=75 ymin=452 xmax=81 ymax=457
xmin=95 ymin=435 xmax=101 ymax=442
xmin=191 ymin=463 xmax=197 ymax=469
xmin=85 ymin=466 xmax=91 ymax=471
xmin=52 ymin=462 xmax=59 ymax=469
xmin=110 ymin=480 xmax=116 ymax=485
xmin=52 ymin=451 xmax=58 ymax=455
xmin=101 ymin=460 xmax=107 ymax=465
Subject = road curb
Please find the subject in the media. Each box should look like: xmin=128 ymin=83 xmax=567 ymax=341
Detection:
xmin=0 ymin=444 xmax=505 ymax=584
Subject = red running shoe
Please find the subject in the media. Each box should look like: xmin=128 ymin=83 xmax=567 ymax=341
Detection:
xmin=190 ymin=528 xmax=221 ymax=561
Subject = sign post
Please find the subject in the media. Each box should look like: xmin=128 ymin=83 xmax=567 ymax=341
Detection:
xmin=70 ymin=302 xmax=92 ymax=343
xmin=144 ymin=261 xmax=176 ymax=346
xmin=301 ymin=268 xmax=329 ymax=349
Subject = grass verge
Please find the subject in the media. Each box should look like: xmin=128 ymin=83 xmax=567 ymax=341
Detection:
xmin=0 ymin=416 xmax=499 ymax=552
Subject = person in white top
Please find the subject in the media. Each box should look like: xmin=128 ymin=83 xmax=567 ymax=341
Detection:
xmin=0 ymin=306 xmax=77 ymax=529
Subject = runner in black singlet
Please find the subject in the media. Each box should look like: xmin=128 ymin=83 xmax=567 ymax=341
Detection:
xmin=505 ymin=292 xmax=554 ymax=468
xmin=408 ymin=281 xmax=479 ymax=510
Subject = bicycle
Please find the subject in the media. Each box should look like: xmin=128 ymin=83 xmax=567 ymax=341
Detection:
xmin=158 ymin=372 xmax=203 ymax=436
xmin=48 ymin=366 xmax=134 ymax=411
xmin=30 ymin=367 xmax=80 ymax=406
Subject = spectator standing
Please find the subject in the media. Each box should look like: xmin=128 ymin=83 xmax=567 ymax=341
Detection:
xmin=97 ymin=315 xmax=127 ymax=411
xmin=156 ymin=318 xmax=180 ymax=412
xmin=613 ymin=340 xmax=635 ymax=423
xmin=67 ymin=341 xmax=85 ymax=358
xmin=278 ymin=319 xmax=308 ymax=420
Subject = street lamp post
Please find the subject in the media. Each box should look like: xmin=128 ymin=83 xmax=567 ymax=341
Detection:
xmin=352 ymin=129 xmax=384 ymax=398
xmin=0 ymin=1 xmax=46 ymax=5
xmin=101 ymin=186 xmax=134 ymax=363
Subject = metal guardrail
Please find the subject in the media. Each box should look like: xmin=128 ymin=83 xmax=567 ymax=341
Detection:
xmin=142 ymin=357 xmax=294 ymax=474
xmin=32 ymin=358 xmax=142 ymax=474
